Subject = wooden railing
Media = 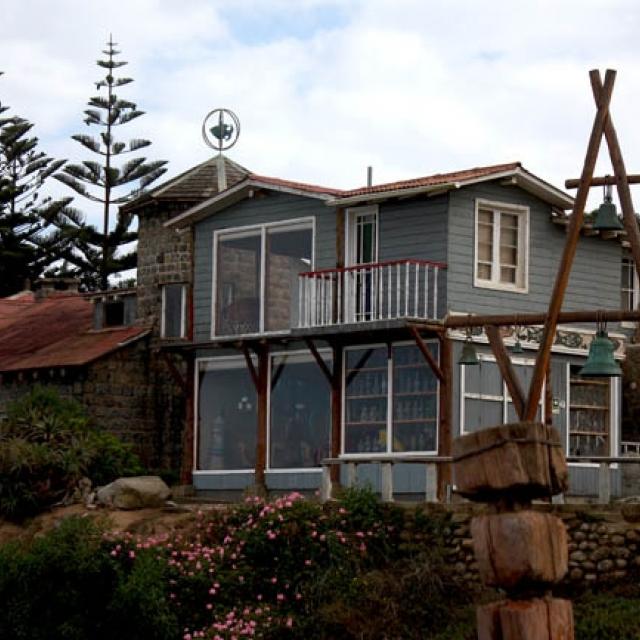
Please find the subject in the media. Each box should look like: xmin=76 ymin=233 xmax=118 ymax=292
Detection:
xmin=298 ymin=259 xmax=446 ymax=329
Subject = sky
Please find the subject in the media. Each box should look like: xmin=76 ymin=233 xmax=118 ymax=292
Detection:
xmin=2 ymin=0 xmax=640 ymax=235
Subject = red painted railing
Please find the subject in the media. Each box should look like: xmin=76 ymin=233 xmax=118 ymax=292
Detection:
xmin=298 ymin=259 xmax=446 ymax=328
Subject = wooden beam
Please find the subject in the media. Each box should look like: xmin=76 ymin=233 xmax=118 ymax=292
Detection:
xmin=437 ymin=334 xmax=453 ymax=501
xmin=409 ymin=326 xmax=444 ymax=382
xmin=544 ymin=362 xmax=553 ymax=426
xmin=241 ymin=343 xmax=259 ymax=391
xmin=565 ymin=174 xmax=640 ymax=189
xmin=305 ymin=338 xmax=334 ymax=384
xmin=180 ymin=353 xmax=195 ymax=485
xmin=330 ymin=344 xmax=343 ymax=485
xmin=254 ymin=346 xmax=268 ymax=491
xmin=160 ymin=351 xmax=187 ymax=394
xmin=445 ymin=308 xmax=640 ymax=328
xmin=485 ymin=325 xmax=525 ymax=419
xmin=592 ymin=72 xmax=640 ymax=285
xmin=524 ymin=69 xmax=616 ymax=421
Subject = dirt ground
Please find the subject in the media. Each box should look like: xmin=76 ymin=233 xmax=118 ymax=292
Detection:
xmin=0 ymin=502 xmax=225 ymax=546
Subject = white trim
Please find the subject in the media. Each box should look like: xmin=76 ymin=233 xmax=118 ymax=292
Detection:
xmin=265 ymin=468 xmax=323 ymax=474
xmin=192 ymin=469 xmax=255 ymax=476
xmin=473 ymin=198 xmax=530 ymax=294
xmin=211 ymin=216 xmax=315 ymax=339
xmin=621 ymin=255 xmax=639 ymax=328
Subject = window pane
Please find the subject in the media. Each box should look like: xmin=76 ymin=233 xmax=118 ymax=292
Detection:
xmin=198 ymin=361 xmax=257 ymax=470
xmin=478 ymin=223 xmax=493 ymax=244
xmin=265 ymin=226 xmax=312 ymax=331
xmin=478 ymin=209 xmax=493 ymax=225
xmin=163 ymin=284 xmax=184 ymax=338
xmin=478 ymin=242 xmax=493 ymax=262
xmin=500 ymin=266 xmax=517 ymax=283
xmin=392 ymin=344 xmax=438 ymax=452
xmin=477 ymin=263 xmax=492 ymax=280
xmin=464 ymin=399 xmax=503 ymax=432
xmin=345 ymin=347 xmax=388 ymax=453
xmin=465 ymin=360 xmax=503 ymax=396
xmin=270 ymin=354 xmax=331 ymax=468
xmin=216 ymin=232 xmax=261 ymax=335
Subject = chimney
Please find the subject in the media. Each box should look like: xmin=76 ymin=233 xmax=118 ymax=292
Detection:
xmin=33 ymin=278 xmax=81 ymax=300
xmin=367 ymin=166 xmax=373 ymax=187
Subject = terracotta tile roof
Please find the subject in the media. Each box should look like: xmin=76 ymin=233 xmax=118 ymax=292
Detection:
xmin=340 ymin=162 xmax=522 ymax=197
xmin=122 ymin=156 xmax=249 ymax=213
xmin=0 ymin=295 xmax=149 ymax=372
xmin=246 ymin=173 xmax=345 ymax=197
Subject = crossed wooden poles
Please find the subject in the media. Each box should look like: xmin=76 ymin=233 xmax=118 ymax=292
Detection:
xmin=452 ymin=69 xmax=640 ymax=421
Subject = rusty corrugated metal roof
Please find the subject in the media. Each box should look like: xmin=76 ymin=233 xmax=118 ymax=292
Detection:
xmin=0 ymin=294 xmax=149 ymax=372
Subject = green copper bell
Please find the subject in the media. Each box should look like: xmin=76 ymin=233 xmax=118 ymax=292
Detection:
xmin=593 ymin=185 xmax=624 ymax=231
xmin=210 ymin=123 xmax=233 ymax=141
xmin=511 ymin=339 xmax=524 ymax=354
xmin=579 ymin=330 xmax=622 ymax=377
xmin=458 ymin=339 xmax=479 ymax=365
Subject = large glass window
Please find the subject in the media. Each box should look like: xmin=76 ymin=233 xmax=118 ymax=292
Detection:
xmin=344 ymin=343 xmax=439 ymax=454
xmin=161 ymin=283 xmax=186 ymax=338
xmin=475 ymin=201 xmax=528 ymax=292
xmin=461 ymin=356 xmax=541 ymax=433
xmin=197 ymin=358 xmax=257 ymax=471
xmin=269 ymin=352 xmax=331 ymax=469
xmin=215 ymin=220 xmax=313 ymax=336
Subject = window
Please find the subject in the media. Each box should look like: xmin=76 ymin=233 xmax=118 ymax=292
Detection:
xmin=343 ymin=343 xmax=439 ymax=454
xmin=161 ymin=283 xmax=186 ymax=338
xmin=474 ymin=200 xmax=529 ymax=292
xmin=346 ymin=207 xmax=379 ymax=321
xmin=269 ymin=352 xmax=331 ymax=469
xmin=104 ymin=300 xmax=125 ymax=327
xmin=461 ymin=355 xmax=542 ymax=433
xmin=568 ymin=365 xmax=611 ymax=458
xmin=214 ymin=219 xmax=313 ymax=336
xmin=621 ymin=256 xmax=638 ymax=312
xmin=197 ymin=358 xmax=257 ymax=471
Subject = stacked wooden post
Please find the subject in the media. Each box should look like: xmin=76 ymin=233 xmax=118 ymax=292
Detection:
xmin=453 ymin=422 xmax=573 ymax=640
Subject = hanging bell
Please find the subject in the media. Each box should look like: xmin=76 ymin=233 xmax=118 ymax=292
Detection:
xmin=579 ymin=330 xmax=622 ymax=377
xmin=458 ymin=339 xmax=479 ymax=365
xmin=511 ymin=339 xmax=524 ymax=354
xmin=592 ymin=184 xmax=624 ymax=231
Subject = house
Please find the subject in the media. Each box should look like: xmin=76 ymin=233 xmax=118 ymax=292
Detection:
xmin=143 ymin=158 xmax=639 ymax=500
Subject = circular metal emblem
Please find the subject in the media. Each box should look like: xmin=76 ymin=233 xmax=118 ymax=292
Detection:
xmin=202 ymin=108 xmax=240 ymax=152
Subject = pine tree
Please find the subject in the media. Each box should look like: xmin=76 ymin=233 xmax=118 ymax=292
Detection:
xmin=54 ymin=37 xmax=168 ymax=290
xmin=0 ymin=72 xmax=75 ymax=297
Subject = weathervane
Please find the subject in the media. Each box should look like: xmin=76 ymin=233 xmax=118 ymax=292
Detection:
xmin=201 ymin=108 xmax=241 ymax=192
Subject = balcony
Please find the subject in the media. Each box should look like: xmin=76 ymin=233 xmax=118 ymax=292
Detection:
xmin=298 ymin=259 xmax=446 ymax=329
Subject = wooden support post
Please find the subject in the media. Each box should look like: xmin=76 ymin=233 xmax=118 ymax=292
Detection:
xmin=445 ymin=309 xmax=640 ymax=328
xmin=544 ymin=362 xmax=553 ymax=426
xmin=381 ymin=462 xmax=394 ymax=502
xmin=241 ymin=343 xmax=259 ymax=390
xmin=254 ymin=346 xmax=269 ymax=492
xmin=331 ymin=344 xmax=343 ymax=484
xmin=591 ymin=72 xmax=640 ymax=283
xmin=409 ymin=326 xmax=444 ymax=381
xmin=598 ymin=461 xmax=611 ymax=504
xmin=437 ymin=334 xmax=453 ymax=500
xmin=524 ymin=69 xmax=616 ymax=421
xmin=485 ymin=325 xmax=525 ymax=419
xmin=161 ymin=351 xmax=188 ymax=394
xmin=180 ymin=353 xmax=195 ymax=485
xmin=304 ymin=338 xmax=333 ymax=383
xmin=565 ymin=174 xmax=640 ymax=189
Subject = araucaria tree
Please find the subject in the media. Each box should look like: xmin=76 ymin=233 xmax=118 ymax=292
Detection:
xmin=55 ymin=37 xmax=167 ymax=290
xmin=0 ymin=72 xmax=74 ymax=297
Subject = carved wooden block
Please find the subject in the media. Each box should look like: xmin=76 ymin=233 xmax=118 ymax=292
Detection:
xmin=477 ymin=598 xmax=574 ymax=640
xmin=453 ymin=422 xmax=568 ymax=501
xmin=471 ymin=511 xmax=568 ymax=589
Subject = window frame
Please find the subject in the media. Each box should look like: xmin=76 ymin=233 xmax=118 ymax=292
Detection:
xmin=621 ymin=256 xmax=638 ymax=327
xmin=160 ymin=283 xmax=187 ymax=339
xmin=341 ymin=340 xmax=440 ymax=457
xmin=473 ymin=199 xmax=530 ymax=294
xmin=345 ymin=205 xmax=379 ymax=267
xmin=211 ymin=217 xmax=316 ymax=339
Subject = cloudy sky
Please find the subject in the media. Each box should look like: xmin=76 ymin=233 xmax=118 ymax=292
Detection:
xmin=2 ymin=0 xmax=640 ymax=231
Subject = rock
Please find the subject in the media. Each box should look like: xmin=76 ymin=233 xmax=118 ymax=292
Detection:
xmin=597 ymin=559 xmax=614 ymax=572
xmin=472 ymin=511 xmax=568 ymax=588
xmin=96 ymin=476 xmax=171 ymax=510
xmin=611 ymin=534 xmax=625 ymax=546
xmin=570 ymin=550 xmax=587 ymax=563
xmin=621 ymin=503 xmax=640 ymax=523
xmin=453 ymin=422 xmax=568 ymax=501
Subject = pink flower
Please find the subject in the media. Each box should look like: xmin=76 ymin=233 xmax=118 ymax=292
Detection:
xmin=286 ymin=617 xmax=293 ymax=628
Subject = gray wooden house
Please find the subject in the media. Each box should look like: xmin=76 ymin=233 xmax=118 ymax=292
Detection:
xmin=151 ymin=160 xmax=634 ymax=500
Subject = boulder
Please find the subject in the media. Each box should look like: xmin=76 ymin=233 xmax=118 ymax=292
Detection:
xmin=453 ymin=422 xmax=568 ymax=501
xmin=471 ymin=511 xmax=568 ymax=589
xmin=96 ymin=476 xmax=171 ymax=510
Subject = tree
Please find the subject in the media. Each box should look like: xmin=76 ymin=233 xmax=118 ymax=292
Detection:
xmin=0 ymin=72 xmax=75 ymax=297
xmin=55 ymin=37 xmax=168 ymax=290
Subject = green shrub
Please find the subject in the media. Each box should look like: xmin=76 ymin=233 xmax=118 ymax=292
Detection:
xmin=0 ymin=386 xmax=142 ymax=519
xmin=574 ymin=592 xmax=640 ymax=639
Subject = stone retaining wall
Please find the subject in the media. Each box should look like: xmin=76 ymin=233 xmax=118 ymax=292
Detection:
xmin=428 ymin=504 xmax=640 ymax=588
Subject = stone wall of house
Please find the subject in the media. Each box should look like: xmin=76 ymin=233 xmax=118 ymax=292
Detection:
xmin=136 ymin=204 xmax=192 ymax=334
xmin=423 ymin=503 xmax=640 ymax=588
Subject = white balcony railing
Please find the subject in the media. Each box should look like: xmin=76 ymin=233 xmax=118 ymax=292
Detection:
xmin=298 ymin=259 xmax=446 ymax=329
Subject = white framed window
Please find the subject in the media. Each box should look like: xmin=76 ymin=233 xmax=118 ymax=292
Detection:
xmin=460 ymin=353 xmax=543 ymax=434
xmin=621 ymin=256 xmax=638 ymax=313
xmin=212 ymin=217 xmax=314 ymax=337
xmin=474 ymin=199 xmax=529 ymax=293
xmin=346 ymin=206 xmax=379 ymax=267
xmin=161 ymin=283 xmax=187 ymax=339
